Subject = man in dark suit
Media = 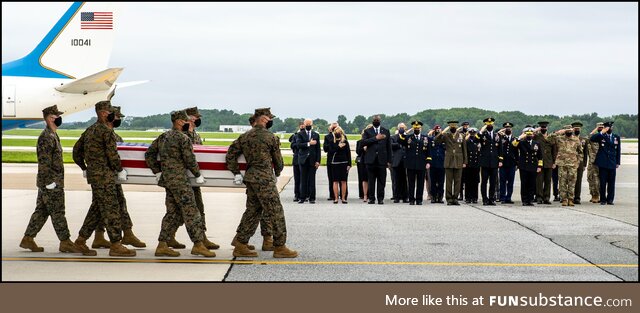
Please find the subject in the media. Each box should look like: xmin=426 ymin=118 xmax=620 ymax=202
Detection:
xmin=390 ymin=123 xmax=409 ymax=203
xmin=361 ymin=115 xmax=392 ymax=204
xmin=289 ymin=121 xmax=305 ymax=202
xmin=590 ymin=121 xmax=621 ymax=205
xmin=498 ymin=122 xmax=518 ymax=204
xmin=513 ymin=127 xmax=543 ymax=206
xmin=294 ymin=119 xmax=321 ymax=204
xmin=400 ymin=121 xmax=429 ymax=205
xmin=478 ymin=117 xmax=503 ymax=205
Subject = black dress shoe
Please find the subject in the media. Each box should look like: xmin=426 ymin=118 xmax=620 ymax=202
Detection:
xmin=431 ymin=199 xmax=436 ymax=203
xmin=453 ymin=201 xmax=460 ymax=205
xmin=600 ymin=202 xmax=606 ymax=205
xmin=486 ymin=201 xmax=496 ymax=206
xmin=327 ymin=198 xmax=333 ymax=201
xmin=607 ymin=202 xmax=614 ymax=205
xmin=574 ymin=199 xmax=581 ymax=204
xmin=378 ymin=200 xmax=384 ymax=205
xmin=416 ymin=202 xmax=423 ymax=205
xmin=472 ymin=200 xmax=478 ymax=204
xmin=553 ymin=196 xmax=560 ymax=202
xmin=293 ymin=198 xmax=299 ymax=202
xmin=504 ymin=200 xmax=514 ymax=204
xmin=309 ymin=200 xmax=316 ymax=204
xmin=298 ymin=199 xmax=305 ymax=204
xmin=543 ymin=200 xmax=552 ymax=205
xmin=409 ymin=201 xmax=415 ymax=205
xmin=368 ymin=200 xmax=376 ymax=204
xmin=393 ymin=199 xmax=400 ymax=203
xmin=403 ymin=199 xmax=410 ymax=203
xmin=447 ymin=202 xmax=452 ymax=206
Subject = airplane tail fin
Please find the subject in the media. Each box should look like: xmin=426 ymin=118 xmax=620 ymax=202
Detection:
xmin=2 ymin=2 xmax=118 ymax=79
xmin=55 ymin=68 xmax=123 ymax=94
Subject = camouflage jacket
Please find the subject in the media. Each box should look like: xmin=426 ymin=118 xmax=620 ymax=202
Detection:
xmin=77 ymin=121 xmax=122 ymax=185
xmin=225 ymin=125 xmax=283 ymax=184
xmin=577 ymin=135 xmax=589 ymax=168
xmin=184 ymin=129 xmax=202 ymax=145
xmin=552 ymin=134 xmax=583 ymax=168
xmin=145 ymin=129 xmax=200 ymax=188
xmin=37 ymin=127 xmax=64 ymax=189
xmin=587 ymin=133 xmax=600 ymax=165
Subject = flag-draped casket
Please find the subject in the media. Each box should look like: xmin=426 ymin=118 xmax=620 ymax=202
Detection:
xmin=117 ymin=143 xmax=246 ymax=187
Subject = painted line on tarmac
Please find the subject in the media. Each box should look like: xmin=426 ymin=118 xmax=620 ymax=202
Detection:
xmin=2 ymin=257 xmax=637 ymax=267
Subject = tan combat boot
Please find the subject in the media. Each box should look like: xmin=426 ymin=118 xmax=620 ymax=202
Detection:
xmin=59 ymin=239 xmax=82 ymax=253
xmin=20 ymin=236 xmax=44 ymax=252
xmin=273 ymin=245 xmax=298 ymax=258
xmin=233 ymin=242 xmax=258 ymax=257
xmin=262 ymin=235 xmax=274 ymax=251
xmin=122 ymin=229 xmax=146 ymax=248
xmin=155 ymin=242 xmax=180 ymax=257
xmin=167 ymin=236 xmax=186 ymax=249
xmin=74 ymin=236 xmax=98 ymax=256
xmin=231 ymin=235 xmax=255 ymax=250
xmin=202 ymin=236 xmax=220 ymax=250
xmin=592 ymin=196 xmax=600 ymax=203
xmin=109 ymin=241 xmax=136 ymax=257
xmin=561 ymin=199 xmax=568 ymax=206
xmin=191 ymin=241 xmax=216 ymax=257
xmin=91 ymin=230 xmax=111 ymax=249
xmin=568 ymin=199 xmax=575 ymax=206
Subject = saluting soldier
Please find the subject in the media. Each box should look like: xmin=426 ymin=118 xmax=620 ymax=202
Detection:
xmin=512 ymin=127 xmax=542 ymax=206
xmin=426 ymin=125 xmax=446 ymax=203
xmin=552 ymin=125 xmax=583 ymax=206
xmin=534 ymin=121 xmax=556 ymax=204
xmin=463 ymin=128 xmax=481 ymax=203
xmin=20 ymin=105 xmax=84 ymax=254
xmin=590 ymin=122 xmax=621 ymax=205
xmin=226 ymin=108 xmax=298 ymax=258
xmin=145 ymin=110 xmax=213 ymax=257
xmin=457 ymin=121 xmax=470 ymax=201
xmin=497 ymin=122 xmax=518 ymax=204
xmin=436 ymin=120 xmax=467 ymax=205
xmin=571 ymin=122 xmax=589 ymax=204
xmin=74 ymin=101 xmax=134 ymax=257
xmin=399 ymin=121 xmax=429 ymax=205
xmin=477 ymin=117 xmax=503 ymax=206
xmin=587 ymin=122 xmax=604 ymax=203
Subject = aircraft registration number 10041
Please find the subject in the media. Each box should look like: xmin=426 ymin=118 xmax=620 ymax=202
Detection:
xmin=71 ymin=39 xmax=91 ymax=46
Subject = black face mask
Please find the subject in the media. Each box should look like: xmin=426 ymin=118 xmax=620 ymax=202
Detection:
xmin=606 ymin=129 xmax=613 ymax=134
xmin=505 ymin=129 xmax=512 ymax=135
xmin=54 ymin=116 xmax=62 ymax=127
xmin=194 ymin=118 xmax=202 ymax=127
xmin=540 ymin=128 xmax=547 ymax=134
xmin=462 ymin=127 xmax=468 ymax=133
xmin=597 ymin=128 xmax=603 ymax=133
xmin=565 ymin=132 xmax=573 ymax=137
xmin=107 ymin=112 xmax=116 ymax=123
xmin=335 ymin=134 xmax=341 ymax=139
xmin=266 ymin=120 xmax=273 ymax=129
xmin=305 ymin=125 xmax=312 ymax=131
xmin=486 ymin=125 xmax=494 ymax=131
xmin=450 ymin=127 xmax=456 ymax=133
xmin=372 ymin=121 xmax=381 ymax=127
xmin=413 ymin=129 xmax=420 ymax=135
xmin=526 ymin=136 xmax=533 ymax=141
xmin=398 ymin=128 xmax=405 ymax=134
xmin=113 ymin=119 xmax=122 ymax=128
xmin=182 ymin=123 xmax=190 ymax=131
xmin=574 ymin=130 xmax=580 ymax=136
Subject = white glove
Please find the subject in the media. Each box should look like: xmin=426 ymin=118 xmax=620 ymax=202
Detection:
xmin=155 ymin=172 xmax=162 ymax=183
xmin=82 ymin=170 xmax=87 ymax=178
xmin=117 ymin=169 xmax=128 ymax=181
xmin=195 ymin=175 xmax=206 ymax=184
xmin=233 ymin=174 xmax=244 ymax=185
xmin=45 ymin=182 xmax=57 ymax=190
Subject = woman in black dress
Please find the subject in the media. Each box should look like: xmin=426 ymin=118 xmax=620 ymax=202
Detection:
xmin=328 ymin=126 xmax=352 ymax=203
xmin=356 ymin=124 xmax=372 ymax=202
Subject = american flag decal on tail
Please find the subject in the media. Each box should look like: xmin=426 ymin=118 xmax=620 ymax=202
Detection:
xmin=81 ymin=12 xmax=113 ymax=29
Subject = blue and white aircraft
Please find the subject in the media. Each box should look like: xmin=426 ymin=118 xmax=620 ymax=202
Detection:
xmin=2 ymin=2 xmax=145 ymax=131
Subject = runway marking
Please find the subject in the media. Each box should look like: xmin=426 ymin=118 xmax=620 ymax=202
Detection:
xmin=2 ymin=257 xmax=637 ymax=268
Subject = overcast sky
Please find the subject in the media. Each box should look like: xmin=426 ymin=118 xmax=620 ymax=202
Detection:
xmin=2 ymin=2 xmax=638 ymax=122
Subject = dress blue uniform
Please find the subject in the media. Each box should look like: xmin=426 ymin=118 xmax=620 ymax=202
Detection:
xmin=590 ymin=122 xmax=621 ymax=205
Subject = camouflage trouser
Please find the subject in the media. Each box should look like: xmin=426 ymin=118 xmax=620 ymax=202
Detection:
xmin=79 ymin=183 xmax=122 ymax=242
xmin=95 ymin=184 xmax=132 ymax=232
xmin=587 ymin=164 xmax=600 ymax=197
xmin=236 ymin=181 xmax=286 ymax=246
xmin=24 ymin=188 xmax=71 ymax=241
xmin=158 ymin=184 xmax=205 ymax=243
xmin=236 ymin=191 xmax=273 ymax=237
xmin=558 ymin=165 xmax=577 ymax=200
xmin=176 ymin=187 xmax=207 ymax=232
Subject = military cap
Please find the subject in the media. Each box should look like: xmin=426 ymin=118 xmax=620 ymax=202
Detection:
xmin=571 ymin=122 xmax=583 ymax=128
xmin=112 ymin=106 xmax=125 ymax=118
xmin=563 ymin=125 xmax=573 ymax=130
xmin=538 ymin=121 xmax=550 ymax=127
xmin=461 ymin=121 xmax=469 ymax=126
xmin=524 ymin=127 xmax=535 ymax=134
xmin=254 ymin=107 xmax=275 ymax=118
xmin=42 ymin=105 xmax=64 ymax=117
xmin=596 ymin=122 xmax=604 ymax=127
xmin=603 ymin=121 xmax=614 ymax=127
xmin=502 ymin=122 xmax=513 ymax=128
xmin=170 ymin=110 xmax=190 ymax=122
xmin=483 ymin=117 xmax=495 ymax=125
xmin=468 ymin=127 xmax=478 ymax=133
xmin=95 ymin=100 xmax=112 ymax=112
xmin=433 ymin=124 xmax=441 ymax=130
xmin=410 ymin=120 xmax=423 ymax=127
xmin=447 ymin=120 xmax=459 ymax=125
xmin=185 ymin=106 xmax=201 ymax=118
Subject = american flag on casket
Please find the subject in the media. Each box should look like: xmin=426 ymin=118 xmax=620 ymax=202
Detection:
xmin=117 ymin=143 xmax=247 ymax=187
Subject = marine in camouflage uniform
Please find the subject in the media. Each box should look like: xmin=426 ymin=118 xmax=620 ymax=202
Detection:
xmin=571 ymin=122 xmax=589 ymax=204
xmin=587 ymin=122 xmax=604 ymax=203
xmin=75 ymin=106 xmax=146 ymax=249
xmin=551 ymin=125 xmax=583 ymax=206
xmin=226 ymin=108 xmax=297 ymax=258
xmin=20 ymin=105 xmax=83 ymax=254
xmin=74 ymin=101 xmax=135 ymax=257
xmin=145 ymin=110 xmax=214 ymax=257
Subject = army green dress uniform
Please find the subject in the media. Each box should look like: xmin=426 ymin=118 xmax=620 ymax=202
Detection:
xmin=534 ymin=121 xmax=556 ymax=204
xmin=20 ymin=105 xmax=83 ymax=254
xmin=552 ymin=125 xmax=583 ymax=206
xmin=587 ymin=122 xmax=604 ymax=202
xmin=571 ymin=122 xmax=589 ymax=204
xmin=436 ymin=120 xmax=468 ymax=205
xmin=145 ymin=110 xmax=213 ymax=257
xmin=226 ymin=108 xmax=297 ymax=258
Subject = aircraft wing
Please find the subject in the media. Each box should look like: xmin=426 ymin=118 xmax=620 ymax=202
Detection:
xmin=55 ymin=67 xmax=123 ymax=94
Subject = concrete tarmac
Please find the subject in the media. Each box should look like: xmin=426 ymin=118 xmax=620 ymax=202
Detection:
xmin=2 ymin=156 xmax=637 ymax=281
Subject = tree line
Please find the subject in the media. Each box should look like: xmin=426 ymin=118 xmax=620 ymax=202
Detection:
xmin=53 ymin=107 xmax=638 ymax=138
